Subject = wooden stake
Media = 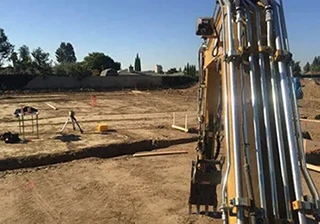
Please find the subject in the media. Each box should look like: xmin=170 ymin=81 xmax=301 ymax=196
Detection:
xmin=300 ymin=118 xmax=320 ymax=123
xmin=133 ymin=150 xmax=188 ymax=157
xmin=45 ymin=102 xmax=57 ymax=110
xmin=306 ymin=164 xmax=320 ymax=173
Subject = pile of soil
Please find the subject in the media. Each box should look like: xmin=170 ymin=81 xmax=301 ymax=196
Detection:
xmin=301 ymin=79 xmax=320 ymax=99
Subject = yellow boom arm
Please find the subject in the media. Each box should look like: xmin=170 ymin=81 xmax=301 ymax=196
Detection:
xmin=189 ymin=1 xmax=320 ymax=223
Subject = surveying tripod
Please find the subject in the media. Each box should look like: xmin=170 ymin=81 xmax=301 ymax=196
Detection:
xmin=60 ymin=110 xmax=83 ymax=134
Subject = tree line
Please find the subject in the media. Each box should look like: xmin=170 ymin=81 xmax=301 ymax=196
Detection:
xmin=303 ymin=56 xmax=320 ymax=73
xmin=0 ymin=27 xmax=198 ymax=77
xmin=165 ymin=63 xmax=197 ymax=77
xmin=0 ymin=28 xmax=121 ymax=76
xmin=291 ymin=56 xmax=320 ymax=77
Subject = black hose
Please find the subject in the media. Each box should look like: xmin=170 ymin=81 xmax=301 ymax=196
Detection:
xmin=211 ymin=24 xmax=220 ymax=57
xmin=214 ymin=133 xmax=221 ymax=160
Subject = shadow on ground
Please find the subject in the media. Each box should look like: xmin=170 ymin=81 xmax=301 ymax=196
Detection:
xmin=54 ymin=134 xmax=81 ymax=142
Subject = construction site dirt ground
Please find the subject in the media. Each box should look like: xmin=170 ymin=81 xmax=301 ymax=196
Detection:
xmin=0 ymin=79 xmax=320 ymax=223
xmin=0 ymin=88 xmax=199 ymax=159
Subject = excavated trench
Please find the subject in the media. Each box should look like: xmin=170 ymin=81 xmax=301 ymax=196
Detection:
xmin=306 ymin=149 xmax=320 ymax=166
xmin=0 ymin=137 xmax=198 ymax=172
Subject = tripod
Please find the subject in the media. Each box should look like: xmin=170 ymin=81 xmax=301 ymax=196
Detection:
xmin=60 ymin=111 xmax=83 ymax=134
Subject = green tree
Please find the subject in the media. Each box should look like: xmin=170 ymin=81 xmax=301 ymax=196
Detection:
xmin=303 ymin=62 xmax=310 ymax=73
xmin=291 ymin=61 xmax=301 ymax=77
xmin=83 ymin=52 xmax=120 ymax=73
xmin=183 ymin=63 xmax=197 ymax=77
xmin=186 ymin=63 xmax=190 ymax=76
xmin=311 ymin=56 xmax=320 ymax=72
xmin=114 ymin=62 xmax=121 ymax=71
xmin=166 ymin=68 xmax=178 ymax=74
xmin=9 ymin=52 xmax=18 ymax=68
xmin=0 ymin=28 xmax=14 ymax=66
xmin=31 ymin=47 xmax=52 ymax=75
xmin=134 ymin=53 xmax=141 ymax=71
xmin=32 ymin=47 xmax=50 ymax=66
xmin=55 ymin=42 xmax=77 ymax=63
xmin=17 ymin=45 xmax=32 ymax=73
xmin=53 ymin=62 xmax=91 ymax=77
xmin=18 ymin=45 xmax=31 ymax=62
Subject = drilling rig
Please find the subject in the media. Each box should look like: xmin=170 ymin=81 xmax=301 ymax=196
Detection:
xmin=189 ymin=0 xmax=320 ymax=223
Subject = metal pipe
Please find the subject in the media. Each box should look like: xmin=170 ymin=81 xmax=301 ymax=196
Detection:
xmin=216 ymin=1 xmax=231 ymax=223
xmin=265 ymin=3 xmax=292 ymax=220
xmin=246 ymin=0 xmax=280 ymax=218
xmin=223 ymin=0 xmax=244 ymax=223
xmin=273 ymin=2 xmax=307 ymax=223
xmin=197 ymin=42 xmax=206 ymax=151
xmin=236 ymin=6 xmax=256 ymax=223
xmin=277 ymin=0 xmax=320 ymax=214
xmin=242 ymin=0 xmax=267 ymax=216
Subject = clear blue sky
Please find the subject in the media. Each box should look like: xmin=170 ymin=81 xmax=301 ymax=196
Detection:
xmin=2 ymin=0 xmax=320 ymax=70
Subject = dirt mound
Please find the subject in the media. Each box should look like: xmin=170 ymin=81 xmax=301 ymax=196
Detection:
xmin=301 ymin=79 xmax=320 ymax=99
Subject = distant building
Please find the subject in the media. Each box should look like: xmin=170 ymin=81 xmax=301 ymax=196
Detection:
xmin=155 ymin=64 xmax=163 ymax=74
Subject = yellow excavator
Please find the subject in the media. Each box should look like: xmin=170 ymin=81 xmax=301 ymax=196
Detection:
xmin=189 ymin=0 xmax=320 ymax=223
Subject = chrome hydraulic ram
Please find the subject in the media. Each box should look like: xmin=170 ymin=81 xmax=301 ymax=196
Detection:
xmin=277 ymin=0 xmax=320 ymax=219
xmin=223 ymin=0 xmax=244 ymax=223
xmin=236 ymin=4 xmax=256 ymax=224
xmin=264 ymin=1 xmax=292 ymax=220
xmin=243 ymin=0 xmax=267 ymax=218
xmin=246 ymin=0 xmax=280 ymax=219
xmin=273 ymin=1 xmax=307 ymax=223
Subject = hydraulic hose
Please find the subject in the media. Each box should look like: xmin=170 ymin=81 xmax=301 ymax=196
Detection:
xmin=273 ymin=1 xmax=307 ymax=223
xmin=245 ymin=0 xmax=280 ymax=219
xmin=222 ymin=0 xmax=244 ymax=223
xmin=264 ymin=0 xmax=292 ymax=220
xmin=277 ymin=0 xmax=320 ymax=217
xmin=242 ymin=0 xmax=267 ymax=217
xmin=236 ymin=5 xmax=256 ymax=224
xmin=216 ymin=2 xmax=232 ymax=224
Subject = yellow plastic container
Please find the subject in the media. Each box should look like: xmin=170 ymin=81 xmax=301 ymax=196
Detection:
xmin=97 ymin=124 xmax=108 ymax=132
